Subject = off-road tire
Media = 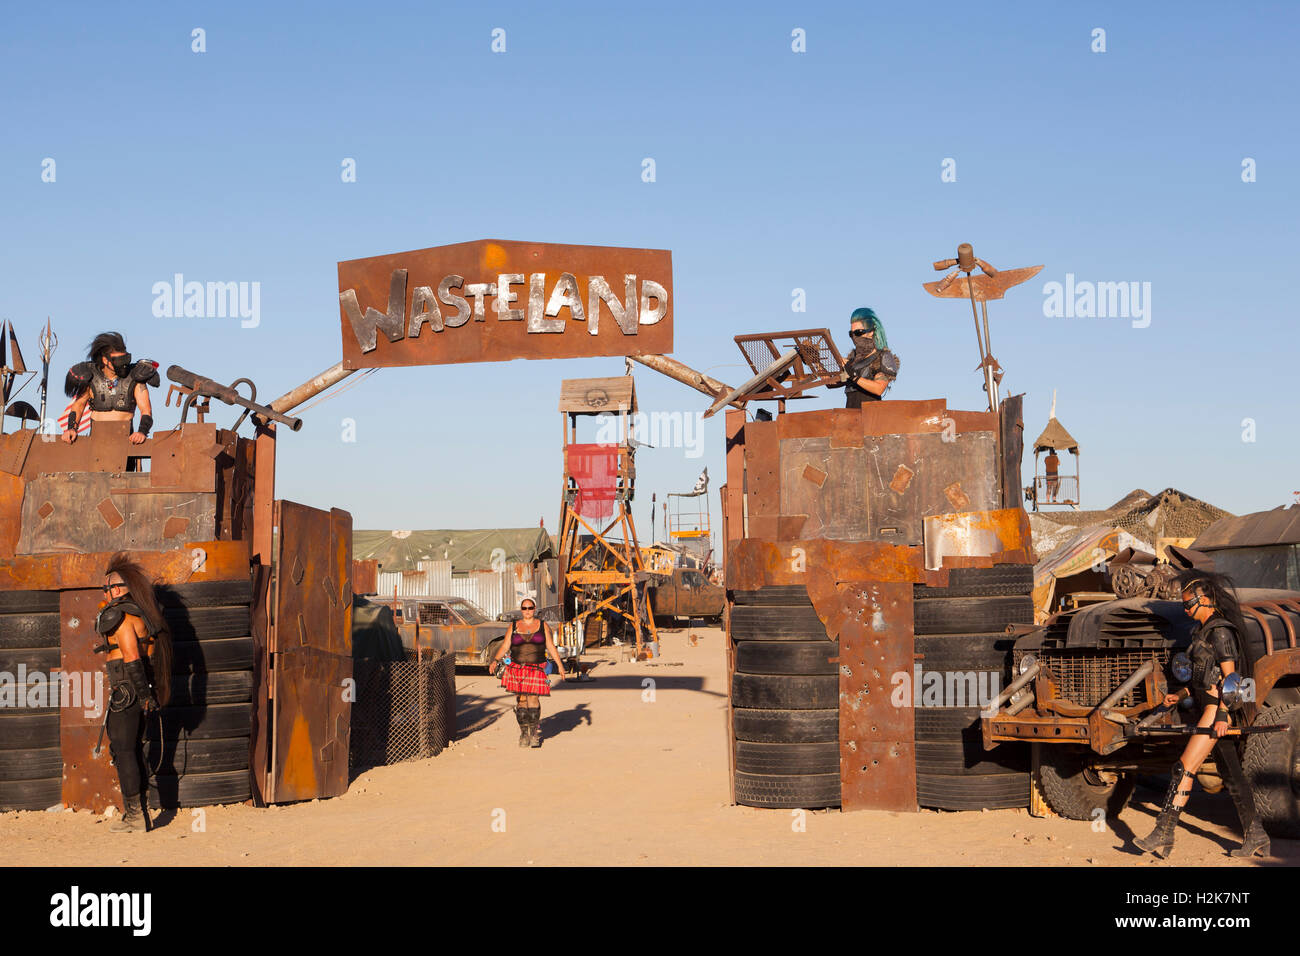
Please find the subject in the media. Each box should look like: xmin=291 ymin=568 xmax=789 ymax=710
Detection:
xmin=1036 ymin=744 xmax=1136 ymax=821
xmin=732 ymin=708 xmax=838 ymax=743
xmin=731 ymin=673 xmax=837 ymax=710
xmin=0 ymin=712 xmax=59 ymax=750
xmin=913 ymin=596 xmax=1035 ymax=635
xmin=916 ymin=772 xmax=1029 ymax=810
xmin=149 ymin=769 xmax=251 ymax=808
xmin=729 ymin=605 xmax=828 ymax=641
xmin=147 ymin=736 xmax=251 ymax=777
xmin=0 ymin=613 xmax=59 ymax=649
xmin=1243 ymin=702 xmax=1300 ymax=838
xmin=171 ymin=637 xmax=255 ymax=673
xmin=167 ymin=671 xmax=254 ymax=707
xmin=733 ymin=770 xmax=840 ymax=809
xmin=913 ymin=565 xmax=1033 ymax=600
xmin=0 ymin=776 xmax=61 ymax=810
xmin=0 ymin=746 xmax=62 ymax=780
xmin=0 ymin=591 xmax=59 ymax=615
xmin=735 ymin=640 xmax=838 ymax=675
xmin=731 ymin=587 xmax=812 ymax=606
xmin=913 ymin=634 xmax=1016 ymax=672
xmin=915 ymin=740 xmax=1029 ymax=776
xmin=735 ymin=741 xmax=839 ymax=775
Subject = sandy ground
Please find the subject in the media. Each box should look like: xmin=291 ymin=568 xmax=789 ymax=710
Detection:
xmin=2 ymin=627 xmax=1295 ymax=867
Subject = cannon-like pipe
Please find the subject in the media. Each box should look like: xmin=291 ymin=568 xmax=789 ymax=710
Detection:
xmin=270 ymin=361 xmax=355 ymax=414
xmin=629 ymin=354 xmax=738 ymax=407
xmin=168 ymin=365 xmax=304 ymax=431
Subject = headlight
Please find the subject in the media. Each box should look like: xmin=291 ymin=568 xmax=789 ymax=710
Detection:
xmin=1221 ymin=672 xmax=1245 ymax=707
xmin=1019 ymin=653 xmax=1037 ymax=675
xmin=1171 ymin=652 xmax=1192 ymax=684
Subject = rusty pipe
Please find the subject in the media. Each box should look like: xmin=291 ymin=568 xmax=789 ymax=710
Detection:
xmin=629 ymin=354 xmax=737 ymax=405
xmin=986 ymin=661 xmax=1040 ymax=713
xmin=270 ymin=361 xmax=356 ymax=414
xmin=1096 ymin=660 xmax=1155 ymax=714
xmin=167 ymin=365 xmax=303 ymax=430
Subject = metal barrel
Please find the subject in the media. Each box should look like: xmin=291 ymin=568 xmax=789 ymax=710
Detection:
xmin=167 ymin=365 xmax=304 ymax=431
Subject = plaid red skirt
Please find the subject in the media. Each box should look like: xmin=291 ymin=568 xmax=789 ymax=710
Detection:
xmin=500 ymin=661 xmax=550 ymax=696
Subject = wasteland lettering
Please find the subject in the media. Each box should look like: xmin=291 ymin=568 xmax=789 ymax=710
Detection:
xmin=342 ymin=268 xmax=669 ymax=353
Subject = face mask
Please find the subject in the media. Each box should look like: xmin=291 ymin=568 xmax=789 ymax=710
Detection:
xmin=109 ymin=353 xmax=132 ymax=378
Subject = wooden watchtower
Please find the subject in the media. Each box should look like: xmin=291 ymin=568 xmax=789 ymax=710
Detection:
xmin=557 ymin=376 xmax=659 ymax=656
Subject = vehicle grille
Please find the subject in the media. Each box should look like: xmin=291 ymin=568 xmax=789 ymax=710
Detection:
xmin=418 ymin=604 xmax=450 ymax=625
xmin=1025 ymin=648 xmax=1168 ymax=708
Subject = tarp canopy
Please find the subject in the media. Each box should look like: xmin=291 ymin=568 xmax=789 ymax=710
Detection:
xmin=1032 ymin=417 xmax=1079 ymax=454
xmin=1032 ymin=524 xmax=1152 ymax=622
xmin=353 ymin=527 xmax=555 ymax=573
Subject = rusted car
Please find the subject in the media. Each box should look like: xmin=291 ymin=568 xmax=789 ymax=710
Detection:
xmin=646 ymin=567 xmax=724 ymax=624
xmin=981 ymin=588 xmax=1300 ymax=834
xmin=396 ymin=596 xmax=510 ymax=667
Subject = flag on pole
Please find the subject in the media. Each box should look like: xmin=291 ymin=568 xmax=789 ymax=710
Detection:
xmin=58 ymin=401 xmax=92 ymax=435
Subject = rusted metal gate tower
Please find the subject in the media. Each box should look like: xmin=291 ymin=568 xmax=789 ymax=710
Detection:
xmin=557 ymin=377 xmax=659 ymax=655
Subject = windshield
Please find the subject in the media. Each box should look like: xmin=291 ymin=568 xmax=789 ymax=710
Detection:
xmin=1203 ymin=545 xmax=1300 ymax=592
xmin=445 ymin=598 xmax=489 ymax=625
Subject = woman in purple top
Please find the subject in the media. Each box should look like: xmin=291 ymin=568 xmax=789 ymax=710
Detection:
xmin=488 ymin=600 xmax=567 ymax=748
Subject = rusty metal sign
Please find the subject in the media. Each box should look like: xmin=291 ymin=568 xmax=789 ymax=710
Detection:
xmin=338 ymin=239 xmax=673 ymax=369
xmin=268 ymin=501 xmax=353 ymax=803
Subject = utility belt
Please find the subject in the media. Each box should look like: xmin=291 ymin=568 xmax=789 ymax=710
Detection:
xmin=104 ymin=658 xmax=140 ymax=713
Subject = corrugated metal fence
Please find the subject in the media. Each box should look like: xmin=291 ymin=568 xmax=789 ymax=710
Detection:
xmin=375 ymin=560 xmax=541 ymax=619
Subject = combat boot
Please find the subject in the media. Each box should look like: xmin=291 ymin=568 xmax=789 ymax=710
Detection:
xmin=110 ymin=795 xmax=148 ymax=833
xmin=1134 ymin=764 xmax=1190 ymax=859
xmin=1216 ymin=741 xmax=1270 ymax=858
xmin=529 ymin=707 xmax=543 ymax=748
xmin=515 ymin=705 xmax=530 ymax=748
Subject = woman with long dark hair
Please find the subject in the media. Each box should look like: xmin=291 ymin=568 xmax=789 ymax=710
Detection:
xmin=94 ymin=553 xmax=172 ymax=832
xmin=487 ymin=600 xmax=567 ymax=748
xmin=1133 ymin=569 xmax=1269 ymax=859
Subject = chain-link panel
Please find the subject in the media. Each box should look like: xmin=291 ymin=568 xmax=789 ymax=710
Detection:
xmin=349 ymin=652 xmax=457 ymax=774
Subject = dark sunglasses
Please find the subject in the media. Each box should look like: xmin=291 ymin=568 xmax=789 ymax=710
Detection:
xmin=850 ymin=329 xmax=873 ymax=338
xmin=102 ymin=582 xmax=125 ymax=593
xmin=521 ymin=605 xmax=536 ymax=611
xmin=1182 ymin=595 xmax=1204 ymax=612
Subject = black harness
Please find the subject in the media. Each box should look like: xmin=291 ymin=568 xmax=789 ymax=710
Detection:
xmin=1187 ymin=616 xmax=1242 ymax=711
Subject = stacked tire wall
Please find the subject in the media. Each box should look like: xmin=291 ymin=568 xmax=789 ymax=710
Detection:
xmin=911 ymin=566 xmax=1034 ymax=810
xmin=731 ymin=586 xmax=840 ymax=809
xmin=148 ymin=579 xmax=255 ymax=808
xmin=0 ymin=591 xmax=63 ymax=811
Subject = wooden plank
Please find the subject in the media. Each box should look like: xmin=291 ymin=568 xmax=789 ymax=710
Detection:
xmin=558 ymin=376 xmax=636 ymax=413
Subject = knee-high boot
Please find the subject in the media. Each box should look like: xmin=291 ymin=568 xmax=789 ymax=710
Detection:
xmin=1134 ymin=763 xmax=1191 ymax=858
xmin=1215 ymin=740 xmax=1270 ymax=858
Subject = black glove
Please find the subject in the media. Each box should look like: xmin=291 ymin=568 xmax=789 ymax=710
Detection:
xmin=123 ymin=658 xmax=159 ymax=712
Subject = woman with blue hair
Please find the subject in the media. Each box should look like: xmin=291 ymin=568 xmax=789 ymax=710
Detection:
xmin=843 ymin=308 xmax=900 ymax=409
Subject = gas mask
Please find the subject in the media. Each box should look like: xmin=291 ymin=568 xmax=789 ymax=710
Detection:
xmin=108 ymin=353 xmax=133 ymax=378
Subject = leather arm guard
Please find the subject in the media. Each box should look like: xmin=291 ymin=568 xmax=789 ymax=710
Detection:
xmin=66 ymin=408 xmax=79 ymax=432
xmin=123 ymin=658 xmax=158 ymax=712
xmin=137 ymin=414 xmax=153 ymax=436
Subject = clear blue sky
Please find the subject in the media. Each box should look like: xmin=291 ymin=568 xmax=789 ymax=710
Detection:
xmin=3 ymin=1 xmax=1296 ymax=538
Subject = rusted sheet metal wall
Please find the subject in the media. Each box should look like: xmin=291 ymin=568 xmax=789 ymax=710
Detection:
xmin=0 ymin=540 xmax=251 ymax=591
xmin=352 ymin=558 xmax=379 ymax=595
xmin=268 ymin=502 xmax=352 ymax=804
xmin=18 ymin=474 xmax=216 ymax=554
xmin=59 ymin=589 xmax=117 ymax=813
xmin=999 ymin=394 xmax=1025 ymax=512
xmin=729 ymin=539 xmax=925 ymax=811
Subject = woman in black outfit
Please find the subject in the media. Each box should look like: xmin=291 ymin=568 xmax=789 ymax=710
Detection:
xmin=94 ymin=553 xmax=172 ymax=831
xmin=1133 ymin=570 xmax=1269 ymax=859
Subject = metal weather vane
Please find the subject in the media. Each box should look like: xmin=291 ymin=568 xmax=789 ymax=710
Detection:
xmin=923 ymin=243 xmax=1042 ymax=412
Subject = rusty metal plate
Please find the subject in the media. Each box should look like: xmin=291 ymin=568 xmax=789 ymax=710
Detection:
xmin=338 ymin=239 xmax=673 ymax=370
xmin=269 ymin=501 xmax=353 ymax=802
xmin=829 ymin=582 xmax=916 ymax=812
xmin=0 ymin=471 xmax=22 ymax=557
xmin=5 ymin=420 xmax=132 ymax=477
xmin=726 ymin=538 xmax=924 ymax=592
xmin=779 ymin=438 xmax=869 ymax=540
xmin=60 ymin=589 xmax=117 ymax=813
xmin=922 ymin=507 xmax=1034 ymax=570
xmin=744 ymin=419 xmax=780 ymax=519
xmin=17 ymin=474 xmax=216 ymax=554
xmin=148 ymin=423 xmax=220 ymax=492
xmin=0 ymin=540 xmax=251 ymax=591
